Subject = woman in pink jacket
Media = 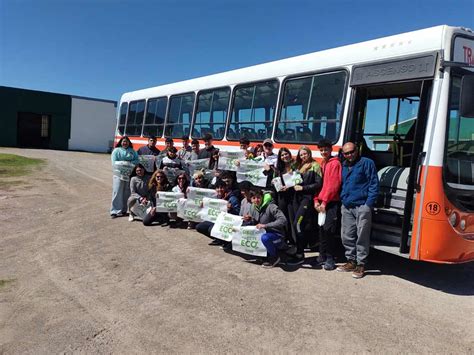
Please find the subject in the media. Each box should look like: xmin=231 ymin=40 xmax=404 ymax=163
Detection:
xmin=313 ymin=139 xmax=342 ymax=270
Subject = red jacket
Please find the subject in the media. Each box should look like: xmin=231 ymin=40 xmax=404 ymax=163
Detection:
xmin=314 ymin=156 xmax=341 ymax=206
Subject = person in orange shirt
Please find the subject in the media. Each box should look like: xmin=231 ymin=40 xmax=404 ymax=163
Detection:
xmin=313 ymin=139 xmax=342 ymax=270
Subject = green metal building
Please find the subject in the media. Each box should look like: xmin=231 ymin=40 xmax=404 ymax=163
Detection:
xmin=0 ymin=86 xmax=117 ymax=152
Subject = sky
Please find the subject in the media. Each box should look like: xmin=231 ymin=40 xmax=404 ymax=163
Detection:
xmin=1 ymin=0 xmax=473 ymax=102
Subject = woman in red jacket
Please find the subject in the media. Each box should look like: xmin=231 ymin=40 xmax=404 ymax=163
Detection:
xmin=313 ymin=139 xmax=342 ymax=270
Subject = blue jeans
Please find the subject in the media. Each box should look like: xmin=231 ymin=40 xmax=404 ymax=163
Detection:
xmin=261 ymin=232 xmax=284 ymax=257
xmin=110 ymin=175 xmax=131 ymax=215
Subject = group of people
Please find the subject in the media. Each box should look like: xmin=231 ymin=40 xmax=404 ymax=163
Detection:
xmin=110 ymin=133 xmax=379 ymax=279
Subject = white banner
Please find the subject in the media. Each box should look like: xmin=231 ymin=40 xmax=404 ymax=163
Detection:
xmin=237 ymin=169 xmax=268 ymax=187
xmin=232 ymin=226 xmax=268 ymax=257
xmin=177 ymin=198 xmax=202 ymax=222
xmin=283 ymin=171 xmax=303 ymax=187
xmin=199 ymin=197 xmax=228 ymax=222
xmin=210 ymin=212 xmax=243 ymax=242
xmin=113 ymin=161 xmax=135 ymax=181
xmin=155 ymin=191 xmax=184 ymax=212
xmin=272 ymin=171 xmax=303 ymax=191
xmin=217 ymin=151 xmax=245 ymax=171
xmin=138 ymin=155 xmax=156 ymax=173
xmin=187 ymin=187 xmax=217 ymax=205
xmin=217 ymin=157 xmax=239 ymax=171
xmin=130 ymin=201 xmax=152 ymax=220
xmin=186 ymin=158 xmax=210 ymax=174
xmin=237 ymin=159 xmax=266 ymax=172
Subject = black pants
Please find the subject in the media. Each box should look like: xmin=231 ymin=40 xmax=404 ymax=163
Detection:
xmin=196 ymin=221 xmax=214 ymax=237
xmin=319 ymin=201 xmax=340 ymax=257
xmin=143 ymin=212 xmax=169 ymax=226
xmin=277 ymin=190 xmax=296 ymax=245
xmin=293 ymin=196 xmax=317 ymax=255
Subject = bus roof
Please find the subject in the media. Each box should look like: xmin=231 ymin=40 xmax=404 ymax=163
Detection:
xmin=120 ymin=25 xmax=472 ymax=103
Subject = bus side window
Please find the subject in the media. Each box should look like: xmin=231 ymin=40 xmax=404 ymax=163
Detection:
xmin=117 ymin=102 xmax=128 ymax=136
xmin=143 ymin=97 xmax=167 ymax=138
xmin=275 ymin=71 xmax=346 ymax=143
xmin=193 ymin=87 xmax=230 ymax=140
xmin=227 ymin=80 xmax=279 ymax=141
xmin=165 ymin=93 xmax=195 ymax=139
xmin=125 ymin=100 xmax=145 ymax=136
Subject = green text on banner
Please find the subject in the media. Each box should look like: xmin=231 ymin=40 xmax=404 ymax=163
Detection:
xmin=210 ymin=212 xmax=243 ymax=241
xmin=232 ymin=226 xmax=268 ymax=257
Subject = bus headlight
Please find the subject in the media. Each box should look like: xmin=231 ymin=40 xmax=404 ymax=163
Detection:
xmin=460 ymin=219 xmax=466 ymax=231
xmin=449 ymin=212 xmax=458 ymax=227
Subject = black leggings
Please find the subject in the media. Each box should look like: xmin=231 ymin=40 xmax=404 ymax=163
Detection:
xmin=277 ymin=191 xmax=296 ymax=245
xmin=293 ymin=197 xmax=317 ymax=255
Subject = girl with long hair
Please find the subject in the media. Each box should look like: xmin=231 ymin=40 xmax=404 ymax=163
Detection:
xmin=287 ymin=146 xmax=322 ymax=266
xmin=142 ymin=170 xmax=172 ymax=226
xmin=110 ymin=136 xmax=139 ymax=218
xmin=127 ymin=164 xmax=153 ymax=222
xmin=170 ymin=172 xmax=190 ymax=228
xmin=273 ymin=147 xmax=297 ymax=246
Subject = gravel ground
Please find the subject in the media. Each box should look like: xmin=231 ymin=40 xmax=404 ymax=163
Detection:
xmin=0 ymin=147 xmax=473 ymax=354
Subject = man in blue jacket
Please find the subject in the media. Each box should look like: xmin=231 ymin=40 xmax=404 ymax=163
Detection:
xmin=337 ymin=142 xmax=379 ymax=279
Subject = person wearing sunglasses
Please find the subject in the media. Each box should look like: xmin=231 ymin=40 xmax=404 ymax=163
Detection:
xmin=142 ymin=170 xmax=172 ymax=226
xmin=337 ymin=142 xmax=379 ymax=279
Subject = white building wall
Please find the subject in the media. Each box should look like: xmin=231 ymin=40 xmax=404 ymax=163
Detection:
xmin=69 ymin=97 xmax=117 ymax=153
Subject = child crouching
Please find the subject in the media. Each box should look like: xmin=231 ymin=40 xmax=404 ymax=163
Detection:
xmin=247 ymin=189 xmax=287 ymax=268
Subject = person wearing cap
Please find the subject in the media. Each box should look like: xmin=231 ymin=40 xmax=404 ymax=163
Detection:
xmin=261 ymin=139 xmax=278 ymax=188
xmin=178 ymin=135 xmax=192 ymax=160
xmin=137 ymin=136 xmax=161 ymax=156
xmin=198 ymin=133 xmax=216 ymax=159
xmin=262 ymin=139 xmax=277 ymax=166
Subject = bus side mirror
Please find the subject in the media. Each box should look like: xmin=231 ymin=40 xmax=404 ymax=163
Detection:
xmin=459 ymin=75 xmax=474 ymax=118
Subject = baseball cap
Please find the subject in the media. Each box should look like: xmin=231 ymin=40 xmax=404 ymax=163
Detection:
xmin=263 ymin=138 xmax=273 ymax=146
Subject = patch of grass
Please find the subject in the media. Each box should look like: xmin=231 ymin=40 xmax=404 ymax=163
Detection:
xmin=0 ymin=279 xmax=15 ymax=288
xmin=0 ymin=153 xmax=44 ymax=178
xmin=0 ymin=180 xmax=26 ymax=189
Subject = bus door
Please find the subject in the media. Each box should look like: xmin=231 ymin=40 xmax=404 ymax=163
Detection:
xmin=346 ymin=54 xmax=438 ymax=256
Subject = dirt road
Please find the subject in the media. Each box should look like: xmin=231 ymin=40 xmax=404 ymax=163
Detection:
xmin=0 ymin=148 xmax=473 ymax=354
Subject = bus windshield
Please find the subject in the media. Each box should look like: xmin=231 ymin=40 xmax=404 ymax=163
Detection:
xmin=445 ymin=76 xmax=474 ymax=189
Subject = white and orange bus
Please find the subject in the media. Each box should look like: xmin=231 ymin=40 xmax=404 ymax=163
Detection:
xmin=115 ymin=25 xmax=474 ymax=263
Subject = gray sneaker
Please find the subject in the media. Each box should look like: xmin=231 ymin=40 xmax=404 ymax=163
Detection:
xmin=262 ymin=256 xmax=281 ymax=268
